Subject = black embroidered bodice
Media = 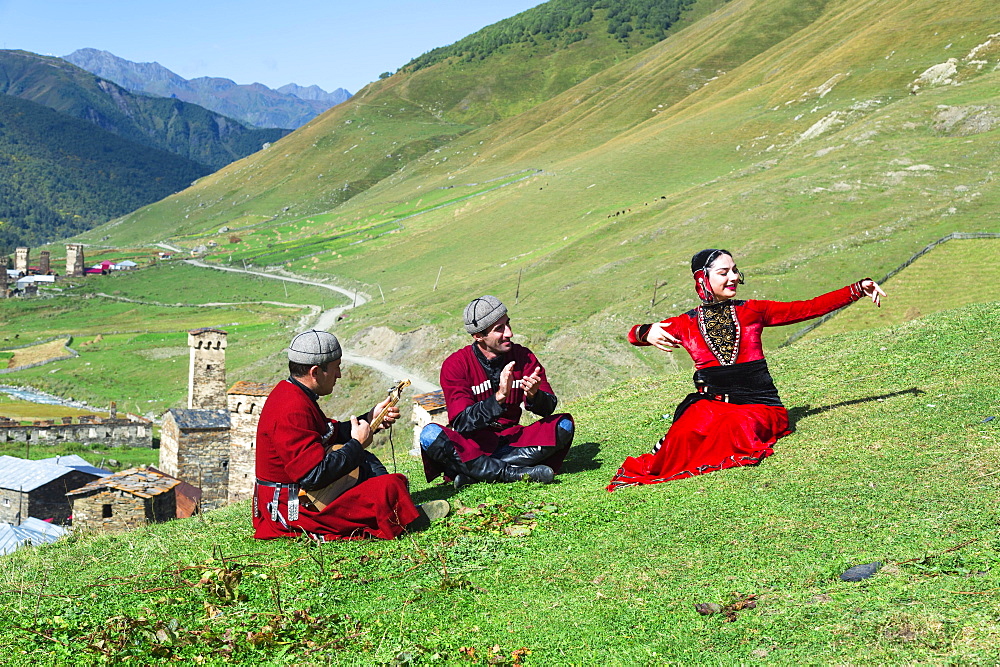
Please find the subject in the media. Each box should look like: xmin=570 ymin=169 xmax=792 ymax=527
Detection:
xmin=697 ymin=301 xmax=741 ymax=365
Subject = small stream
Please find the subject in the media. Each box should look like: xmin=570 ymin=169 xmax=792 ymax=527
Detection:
xmin=0 ymin=385 xmax=91 ymax=408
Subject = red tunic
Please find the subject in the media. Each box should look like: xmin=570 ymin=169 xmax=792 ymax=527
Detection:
xmin=607 ymin=283 xmax=864 ymax=491
xmin=253 ymin=380 xmax=419 ymax=540
xmin=421 ymin=344 xmax=572 ymax=481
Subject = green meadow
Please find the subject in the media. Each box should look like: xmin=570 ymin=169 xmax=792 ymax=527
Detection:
xmin=0 ymin=301 xmax=309 ymax=415
xmin=1 ymin=303 xmax=997 ymax=664
xmin=4 ymin=0 xmax=1000 ymax=661
xmin=800 ymin=237 xmax=1000 ymax=342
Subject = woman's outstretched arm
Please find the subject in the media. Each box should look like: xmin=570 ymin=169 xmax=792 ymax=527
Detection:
xmin=758 ymin=279 xmax=885 ymax=327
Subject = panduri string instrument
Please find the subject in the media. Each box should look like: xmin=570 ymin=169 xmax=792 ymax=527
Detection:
xmin=300 ymin=379 xmax=411 ymax=511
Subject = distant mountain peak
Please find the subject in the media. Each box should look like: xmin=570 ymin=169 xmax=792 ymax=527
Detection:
xmin=63 ymin=48 xmax=351 ymax=129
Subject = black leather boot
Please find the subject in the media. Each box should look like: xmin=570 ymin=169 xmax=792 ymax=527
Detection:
xmin=453 ymin=456 xmax=554 ymax=490
xmin=421 ymin=428 xmax=465 ymax=478
xmin=494 ymin=445 xmax=551 ymax=467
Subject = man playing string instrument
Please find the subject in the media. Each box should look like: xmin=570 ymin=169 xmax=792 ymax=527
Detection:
xmin=253 ymin=330 xmax=448 ymax=540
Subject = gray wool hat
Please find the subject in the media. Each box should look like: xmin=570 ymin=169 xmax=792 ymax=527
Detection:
xmin=287 ymin=330 xmax=342 ymax=365
xmin=463 ymin=295 xmax=507 ymax=334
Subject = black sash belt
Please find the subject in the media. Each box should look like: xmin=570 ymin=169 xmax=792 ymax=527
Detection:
xmin=673 ymin=359 xmax=783 ymax=421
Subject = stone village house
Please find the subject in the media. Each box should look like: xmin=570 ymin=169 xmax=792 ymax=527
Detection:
xmin=67 ymin=467 xmax=180 ymax=531
xmin=0 ymin=455 xmax=108 ymax=525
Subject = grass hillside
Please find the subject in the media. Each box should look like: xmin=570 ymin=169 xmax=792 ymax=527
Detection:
xmin=73 ymin=0 xmax=1000 ymax=403
xmin=798 ymin=236 xmax=1000 ymax=342
xmin=1 ymin=303 xmax=997 ymax=664
xmin=0 ymin=95 xmax=209 ymax=252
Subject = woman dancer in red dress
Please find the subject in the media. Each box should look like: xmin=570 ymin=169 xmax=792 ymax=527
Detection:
xmin=607 ymin=249 xmax=885 ymax=491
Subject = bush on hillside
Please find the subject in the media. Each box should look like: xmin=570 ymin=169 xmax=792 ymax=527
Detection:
xmin=405 ymin=0 xmax=697 ymax=70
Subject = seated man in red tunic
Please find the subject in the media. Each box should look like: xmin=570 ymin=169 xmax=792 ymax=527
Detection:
xmin=254 ymin=330 xmax=448 ymax=540
xmin=419 ymin=295 xmax=574 ymax=489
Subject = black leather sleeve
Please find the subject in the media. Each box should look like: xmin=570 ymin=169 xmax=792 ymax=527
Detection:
xmin=362 ymin=452 xmax=389 ymax=479
xmin=450 ymin=395 xmax=504 ymax=433
xmin=526 ymin=390 xmax=557 ymax=417
xmin=297 ymin=439 xmax=366 ymax=490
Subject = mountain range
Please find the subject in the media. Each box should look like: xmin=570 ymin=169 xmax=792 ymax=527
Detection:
xmin=0 ymin=49 xmax=291 ymax=252
xmin=64 ymin=48 xmax=351 ymax=129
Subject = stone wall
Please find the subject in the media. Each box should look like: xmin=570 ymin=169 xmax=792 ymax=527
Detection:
xmin=0 ymin=487 xmax=24 ymax=524
xmin=14 ymin=248 xmax=28 ymax=274
xmin=66 ymin=244 xmax=84 ymax=278
xmin=0 ymin=419 xmax=152 ymax=447
xmin=71 ymin=487 xmax=176 ymax=530
xmin=159 ymin=416 xmax=181 ymax=479
xmin=227 ymin=382 xmax=269 ymax=503
xmin=159 ymin=412 xmax=230 ymax=511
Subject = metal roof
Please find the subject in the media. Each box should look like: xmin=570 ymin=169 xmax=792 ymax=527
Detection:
xmin=0 ymin=455 xmax=95 ymax=492
xmin=165 ymin=408 xmax=230 ymax=430
xmin=66 ymin=466 xmax=180 ymax=499
xmin=36 ymin=455 xmax=111 ymax=478
xmin=0 ymin=518 xmax=68 ymax=555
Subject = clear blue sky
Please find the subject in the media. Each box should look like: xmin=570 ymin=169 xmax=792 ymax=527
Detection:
xmin=0 ymin=0 xmax=544 ymax=93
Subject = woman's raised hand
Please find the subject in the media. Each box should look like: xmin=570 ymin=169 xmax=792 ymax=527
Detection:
xmin=860 ymin=279 xmax=886 ymax=307
xmin=646 ymin=322 xmax=682 ymax=351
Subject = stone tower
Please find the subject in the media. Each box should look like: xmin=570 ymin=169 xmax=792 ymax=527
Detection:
xmin=0 ymin=262 xmax=7 ymax=297
xmin=188 ymin=329 xmax=227 ymax=409
xmin=226 ymin=381 xmax=270 ymax=502
xmin=66 ymin=244 xmax=85 ymax=277
xmin=14 ymin=248 xmax=28 ymax=274
xmin=38 ymin=251 xmax=50 ymax=275
xmin=159 ymin=408 xmax=231 ymax=511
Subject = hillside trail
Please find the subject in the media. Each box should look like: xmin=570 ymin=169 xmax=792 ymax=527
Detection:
xmin=177 ymin=256 xmax=439 ymax=393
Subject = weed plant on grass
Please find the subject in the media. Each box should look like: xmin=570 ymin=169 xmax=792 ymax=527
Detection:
xmin=1 ymin=303 xmax=998 ymax=664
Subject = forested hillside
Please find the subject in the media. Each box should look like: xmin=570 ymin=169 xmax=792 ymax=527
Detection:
xmin=406 ymin=0 xmax=698 ymax=70
xmin=0 ymin=50 xmax=288 ymax=170
xmin=0 ymin=95 xmax=209 ymax=252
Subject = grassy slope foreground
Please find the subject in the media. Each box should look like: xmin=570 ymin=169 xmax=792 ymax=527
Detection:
xmin=1 ymin=303 xmax=998 ymax=664
xmin=75 ymin=0 xmax=1000 ymax=403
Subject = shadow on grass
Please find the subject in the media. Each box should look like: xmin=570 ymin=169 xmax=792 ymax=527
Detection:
xmin=788 ymin=387 xmax=924 ymax=429
xmin=560 ymin=440 xmax=602 ymax=475
xmin=411 ymin=481 xmax=458 ymax=505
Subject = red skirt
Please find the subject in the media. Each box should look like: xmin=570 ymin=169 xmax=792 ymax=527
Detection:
xmin=253 ymin=473 xmax=420 ymax=540
xmin=607 ymin=400 xmax=791 ymax=491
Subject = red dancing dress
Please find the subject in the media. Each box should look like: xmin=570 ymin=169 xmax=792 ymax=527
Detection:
xmin=607 ymin=282 xmax=866 ymax=491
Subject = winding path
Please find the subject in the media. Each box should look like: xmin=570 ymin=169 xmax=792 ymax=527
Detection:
xmin=177 ymin=255 xmax=439 ymax=393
